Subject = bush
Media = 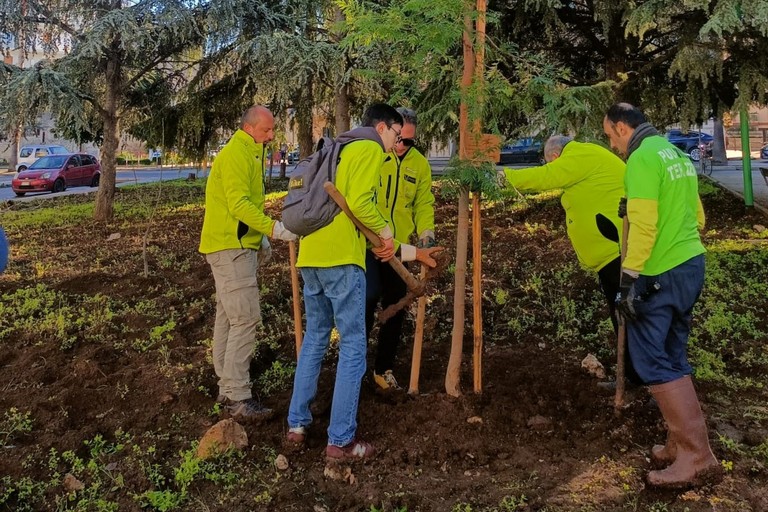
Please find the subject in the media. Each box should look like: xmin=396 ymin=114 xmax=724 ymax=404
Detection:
xmin=139 ymin=159 xmax=152 ymax=165
xmin=116 ymin=157 xmax=127 ymax=165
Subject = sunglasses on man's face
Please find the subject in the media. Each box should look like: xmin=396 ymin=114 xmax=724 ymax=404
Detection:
xmin=398 ymin=138 xmax=415 ymax=147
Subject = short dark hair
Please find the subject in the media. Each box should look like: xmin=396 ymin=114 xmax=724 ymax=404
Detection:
xmin=362 ymin=103 xmax=403 ymax=128
xmin=396 ymin=107 xmax=417 ymax=126
xmin=605 ymin=103 xmax=647 ymax=128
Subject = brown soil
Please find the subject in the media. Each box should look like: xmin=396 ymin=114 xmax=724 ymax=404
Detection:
xmin=0 ymin=180 xmax=766 ymax=511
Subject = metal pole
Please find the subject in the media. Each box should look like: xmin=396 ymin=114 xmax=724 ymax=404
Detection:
xmin=740 ymin=109 xmax=754 ymax=207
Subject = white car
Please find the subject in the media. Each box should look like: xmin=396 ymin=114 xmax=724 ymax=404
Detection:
xmin=16 ymin=145 xmax=69 ymax=172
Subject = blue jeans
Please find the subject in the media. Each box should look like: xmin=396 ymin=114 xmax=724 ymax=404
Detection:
xmin=287 ymin=265 xmax=367 ymax=447
xmin=627 ymin=255 xmax=705 ymax=385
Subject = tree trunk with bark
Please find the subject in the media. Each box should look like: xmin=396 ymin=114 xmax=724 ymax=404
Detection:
xmin=8 ymin=128 xmax=20 ymax=172
xmin=712 ymin=117 xmax=726 ymax=164
xmin=297 ymin=82 xmax=314 ymax=160
xmin=333 ymin=6 xmax=350 ymax=134
xmin=94 ymin=52 xmax=122 ymax=222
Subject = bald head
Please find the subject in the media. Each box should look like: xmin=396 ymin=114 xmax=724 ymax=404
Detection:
xmin=241 ymin=105 xmax=275 ymax=143
xmin=544 ymin=135 xmax=572 ymax=163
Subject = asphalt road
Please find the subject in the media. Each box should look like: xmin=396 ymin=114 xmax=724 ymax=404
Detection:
xmin=0 ymin=167 xmax=207 ymax=202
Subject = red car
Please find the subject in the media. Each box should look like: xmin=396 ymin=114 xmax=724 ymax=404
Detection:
xmin=12 ymin=153 xmax=101 ymax=197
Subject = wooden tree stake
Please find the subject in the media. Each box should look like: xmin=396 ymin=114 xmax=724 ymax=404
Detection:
xmin=472 ymin=192 xmax=483 ymax=393
xmin=409 ymin=264 xmax=429 ymax=395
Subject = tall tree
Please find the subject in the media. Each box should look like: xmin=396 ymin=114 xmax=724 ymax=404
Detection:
xmin=0 ymin=0 xmax=206 ymax=220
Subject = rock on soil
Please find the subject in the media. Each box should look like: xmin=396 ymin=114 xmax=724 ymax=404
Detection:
xmin=196 ymin=419 xmax=248 ymax=459
xmin=581 ymin=353 xmax=606 ymax=379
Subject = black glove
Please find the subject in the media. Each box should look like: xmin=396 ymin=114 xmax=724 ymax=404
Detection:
xmin=618 ymin=197 xmax=627 ymax=219
xmin=615 ymin=271 xmax=638 ymax=321
xmin=418 ymin=236 xmax=436 ymax=249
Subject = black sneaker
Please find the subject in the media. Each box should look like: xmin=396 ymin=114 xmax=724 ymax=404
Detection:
xmin=227 ymin=398 xmax=274 ymax=423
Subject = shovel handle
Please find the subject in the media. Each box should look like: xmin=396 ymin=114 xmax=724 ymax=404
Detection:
xmin=409 ymin=264 xmax=428 ymax=394
xmin=614 ymin=216 xmax=630 ymax=414
xmin=324 ymin=182 xmax=424 ymax=296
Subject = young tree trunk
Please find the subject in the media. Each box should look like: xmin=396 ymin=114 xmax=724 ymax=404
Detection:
xmin=446 ymin=187 xmax=470 ymax=396
xmin=472 ymin=192 xmax=483 ymax=393
xmin=94 ymin=54 xmax=122 ymax=222
xmin=445 ymin=11 xmax=476 ymax=397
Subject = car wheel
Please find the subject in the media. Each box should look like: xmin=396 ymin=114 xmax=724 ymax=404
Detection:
xmin=90 ymin=174 xmax=100 ymax=187
xmin=52 ymin=179 xmax=66 ymax=193
xmin=689 ymin=147 xmax=701 ymax=162
xmin=17 ymin=166 xmax=27 ymax=172
xmin=14 ymin=191 xmax=25 ymax=197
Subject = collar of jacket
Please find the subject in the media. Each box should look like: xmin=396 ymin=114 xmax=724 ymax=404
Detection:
xmin=626 ymin=122 xmax=659 ymax=157
xmin=232 ymin=129 xmax=262 ymax=153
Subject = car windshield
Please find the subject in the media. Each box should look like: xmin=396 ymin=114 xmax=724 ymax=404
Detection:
xmin=29 ymin=155 xmax=68 ymax=169
xmin=50 ymin=147 xmax=69 ymax=154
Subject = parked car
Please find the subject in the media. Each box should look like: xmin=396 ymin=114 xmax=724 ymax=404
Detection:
xmin=497 ymin=138 xmax=544 ymax=165
xmin=16 ymin=144 xmax=69 ymax=172
xmin=665 ymin=130 xmax=713 ymax=161
xmin=11 ymin=153 xmax=101 ymax=197
xmin=760 ymin=143 xmax=768 ymax=160
xmin=287 ymin=150 xmax=300 ymax=165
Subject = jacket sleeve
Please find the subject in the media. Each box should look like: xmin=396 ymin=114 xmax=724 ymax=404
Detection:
xmin=697 ymin=196 xmax=706 ymax=230
xmin=345 ymin=142 xmax=388 ymax=234
xmin=503 ymin=155 xmax=585 ymax=193
xmin=623 ymin=198 xmax=658 ymax=273
xmin=413 ymin=159 xmax=436 ymax=236
xmin=220 ymin=146 xmax=275 ymax=235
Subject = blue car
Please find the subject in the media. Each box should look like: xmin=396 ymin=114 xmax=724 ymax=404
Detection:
xmin=760 ymin=143 xmax=768 ymax=160
xmin=666 ymin=130 xmax=714 ymax=162
xmin=497 ymin=138 xmax=544 ymax=165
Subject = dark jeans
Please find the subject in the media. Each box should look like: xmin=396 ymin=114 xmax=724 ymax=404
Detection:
xmin=365 ymin=250 xmax=408 ymax=374
xmin=598 ymin=256 xmax=642 ymax=385
xmin=627 ymin=254 xmax=705 ymax=385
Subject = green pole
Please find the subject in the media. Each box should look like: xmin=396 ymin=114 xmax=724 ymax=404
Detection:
xmin=740 ymin=109 xmax=754 ymax=207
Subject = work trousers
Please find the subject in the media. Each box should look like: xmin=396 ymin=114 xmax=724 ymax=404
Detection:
xmin=365 ymin=250 xmax=408 ymax=375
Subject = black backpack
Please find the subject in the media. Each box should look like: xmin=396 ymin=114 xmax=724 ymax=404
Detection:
xmin=281 ymin=127 xmax=383 ymax=236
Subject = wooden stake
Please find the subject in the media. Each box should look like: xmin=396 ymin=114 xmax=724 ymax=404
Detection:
xmin=614 ymin=216 xmax=630 ymax=414
xmin=408 ymin=264 xmax=429 ymax=395
xmin=289 ymin=240 xmax=302 ymax=359
xmin=472 ymin=192 xmax=483 ymax=393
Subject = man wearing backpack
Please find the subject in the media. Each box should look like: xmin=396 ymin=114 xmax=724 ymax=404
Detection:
xmin=285 ymin=104 xmax=403 ymax=461
xmin=199 ymin=105 xmax=297 ymax=423
xmin=365 ymin=107 xmax=436 ymax=391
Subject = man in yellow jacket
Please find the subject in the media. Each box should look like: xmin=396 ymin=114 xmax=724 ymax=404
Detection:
xmin=286 ymin=104 xmax=403 ymax=461
xmin=366 ymin=107 xmax=436 ymax=391
xmin=199 ymin=105 xmax=297 ymax=423
xmin=502 ymin=136 xmax=641 ymax=383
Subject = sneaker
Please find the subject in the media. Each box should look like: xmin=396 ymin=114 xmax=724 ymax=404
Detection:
xmin=284 ymin=427 xmax=307 ymax=449
xmin=325 ymin=438 xmax=375 ymax=461
xmin=373 ymin=370 xmax=401 ymax=391
xmin=227 ymin=398 xmax=274 ymax=423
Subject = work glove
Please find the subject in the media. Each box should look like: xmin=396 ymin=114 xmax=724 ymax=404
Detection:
xmin=257 ymin=237 xmax=272 ymax=266
xmin=496 ymin=170 xmax=508 ymax=188
xmin=417 ymin=230 xmax=436 ymax=249
xmin=271 ymin=221 xmax=298 ymax=242
xmin=372 ymin=225 xmax=395 ymax=261
xmin=615 ymin=270 xmax=639 ymax=321
xmin=415 ymin=246 xmax=444 ymax=268
xmin=618 ymin=197 xmax=627 ymax=219
xmin=373 ymin=237 xmax=395 ymax=261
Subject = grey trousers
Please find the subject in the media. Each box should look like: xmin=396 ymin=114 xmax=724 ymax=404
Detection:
xmin=206 ymin=248 xmax=262 ymax=401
